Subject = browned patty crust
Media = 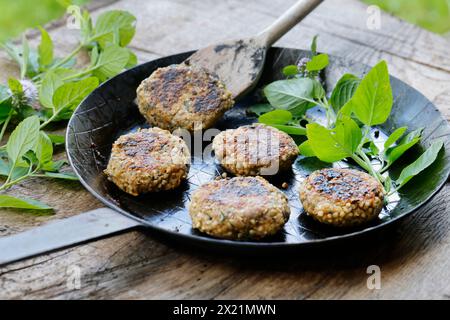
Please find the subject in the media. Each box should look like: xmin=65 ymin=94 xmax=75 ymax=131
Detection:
xmin=136 ymin=63 xmax=234 ymax=131
xmin=212 ymin=124 xmax=299 ymax=176
xmin=299 ymin=168 xmax=384 ymax=227
xmin=189 ymin=176 xmax=290 ymax=240
xmin=104 ymin=127 xmax=190 ymax=196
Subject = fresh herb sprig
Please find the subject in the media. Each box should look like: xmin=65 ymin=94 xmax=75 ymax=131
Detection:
xmin=0 ymin=9 xmax=137 ymax=137
xmin=253 ymin=36 xmax=444 ymax=195
xmin=0 ymin=116 xmax=77 ymax=211
xmin=0 ymin=9 xmax=138 ymax=211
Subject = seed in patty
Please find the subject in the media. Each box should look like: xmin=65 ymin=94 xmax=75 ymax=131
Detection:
xmin=136 ymin=63 xmax=234 ymax=131
xmin=299 ymin=168 xmax=384 ymax=227
xmin=104 ymin=127 xmax=190 ymax=196
xmin=189 ymin=176 xmax=290 ymax=240
xmin=212 ymin=123 xmax=298 ymax=176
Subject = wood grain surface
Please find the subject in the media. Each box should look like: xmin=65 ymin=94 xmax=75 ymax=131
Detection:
xmin=0 ymin=0 xmax=449 ymax=299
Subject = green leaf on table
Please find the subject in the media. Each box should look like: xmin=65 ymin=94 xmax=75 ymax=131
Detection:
xmin=93 ymin=45 xmax=129 ymax=81
xmin=41 ymin=159 xmax=66 ymax=172
xmin=342 ymin=61 xmax=393 ymax=126
xmin=0 ymin=159 xmax=29 ymax=180
xmin=44 ymin=172 xmax=78 ymax=181
xmin=306 ymin=115 xmax=362 ymax=162
xmin=34 ymin=132 xmax=53 ymax=165
xmin=264 ymin=78 xmax=323 ymax=116
xmin=39 ymin=71 xmax=63 ymax=110
xmin=269 ymin=124 xmax=306 ymax=135
xmin=306 ymin=53 xmax=329 ymax=72
xmin=89 ymin=45 xmax=99 ymax=67
xmin=258 ymin=110 xmax=306 ymax=135
xmin=298 ymin=140 xmax=315 ymax=157
xmin=0 ymin=194 xmax=52 ymax=210
xmin=47 ymin=133 xmax=65 ymax=145
xmin=259 ymin=109 xmax=292 ymax=125
xmin=282 ymin=65 xmax=298 ymax=77
xmin=51 ymin=77 xmax=99 ymax=121
xmin=8 ymin=78 xmax=23 ymax=95
xmin=249 ymin=103 xmax=273 ymax=116
xmin=125 ymin=49 xmax=138 ymax=68
xmin=310 ymin=35 xmax=318 ymax=56
xmin=38 ymin=26 xmax=53 ymax=69
xmin=6 ymin=116 xmax=40 ymax=167
xmin=396 ymin=140 xmax=444 ymax=188
xmin=384 ymin=128 xmax=423 ymax=165
xmin=93 ymin=10 xmax=136 ymax=48
xmin=384 ymin=126 xmax=407 ymax=149
xmin=0 ymin=85 xmax=12 ymax=123
xmin=330 ymin=74 xmax=360 ymax=112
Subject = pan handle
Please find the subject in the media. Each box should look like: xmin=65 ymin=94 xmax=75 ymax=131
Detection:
xmin=257 ymin=0 xmax=323 ymax=46
xmin=0 ymin=208 xmax=141 ymax=266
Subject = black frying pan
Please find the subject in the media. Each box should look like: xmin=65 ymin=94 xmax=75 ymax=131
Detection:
xmin=66 ymin=47 xmax=450 ymax=253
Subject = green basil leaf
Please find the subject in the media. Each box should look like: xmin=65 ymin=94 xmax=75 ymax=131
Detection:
xmin=384 ymin=126 xmax=407 ymax=149
xmin=89 ymin=45 xmax=99 ymax=67
xmin=39 ymin=71 xmax=63 ymax=110
xmin=385 ymin=128 xmax=423 ymax=165
xmin=41 ymin=159 xmax=66 ymax=172
xmin=249 ymin=103 xmax=273 ymax=116
xmin=93 ymin=10 xmax=136 ymax=48
xmin=282 ymin=65 xmax=298 ymax=77
xmin=47 ymin=133 xmax=65 ymax=145
xmin=44 ymin=172 xmax=78 ymax=181
xmin=6 ymin=116 xmax=40 ymax=167
xmin=306 ymin=53 xmax=329 ymax=72
xmin=51 ymin=77 xmax=99 ymax=120
xmin=263 ymin=78 xmax=322 ymax=116
xmin=342 ymin=60 xmax=393 ymax=126
xmin=396 ymin=140 xmax=444 ymax=188
xmin=259 ymin=109 xmax=292 ymax=125
xmin=269 ymin=124 xmax=306 ymax=135
xmin=330 ymin=73 xmax=360 ymax=112
xmin=38 ymin=26 xmax=53 ymax=69
xmin=93 ymin=45 xmax=129 ymax=81
xmin=8 ymin=78 xmax=23 ymax=95
xmin=368 ymin=141 xmax=379 ymax=156
xmin=306 ymin=116 xmax=361 ymax=162
xmin=125 ymin=48 xmax=137 ymax=68
xmin=0 ymin=194 xmax=52 ymax=210
xmin=34 ymin=132 xmax=53 ymax=165
xmin=334 ymin=115 xmax=362 ymax=155
xmin=298 ymin=140 xmax=315 ymax=157
xmin=306 ymin=123 xmax=349 ymax=162
xmin=384 ymin=175 xmax=393 ymax=194
xmin=310 ymin=35 xmax=318 ymax=55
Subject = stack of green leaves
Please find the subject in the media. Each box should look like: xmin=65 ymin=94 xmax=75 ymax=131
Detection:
xmin=253 ymin=37 xmax=444 ymax=196
xmin=0 ymin=9 xmax=137 ymax=211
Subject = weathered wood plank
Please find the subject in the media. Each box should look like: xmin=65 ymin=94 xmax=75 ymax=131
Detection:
xmin=0 ymin=184 xmax=448 ymax=299
xmin=0 ymin=0 xmax=449 ymax=300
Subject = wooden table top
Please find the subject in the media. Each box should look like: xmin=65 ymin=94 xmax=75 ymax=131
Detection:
xmin=0 ymin=0 xmax=449 ymax=299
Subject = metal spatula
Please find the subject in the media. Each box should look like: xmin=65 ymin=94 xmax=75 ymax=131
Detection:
xmin=0 ymin=0 xmax=322 ymax=267
xmin=187 ymin=0 xmax=323 ymax=99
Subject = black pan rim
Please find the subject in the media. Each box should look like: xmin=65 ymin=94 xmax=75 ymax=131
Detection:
xmin=66 ymin=47 xmax=450 ymax=249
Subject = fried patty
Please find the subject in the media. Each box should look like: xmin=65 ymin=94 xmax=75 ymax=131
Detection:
xmin=212 ymin=124 xmax=299 ymax=176
xmin=189 ymin=176 xmax=290 ymax=240
xmin=136 ymin=63 xmax=234 ymax=131
xmin=104 ymin=127 xmax=190 ymax=196
xmin=299 ymin=168 xmax=384 ymax=227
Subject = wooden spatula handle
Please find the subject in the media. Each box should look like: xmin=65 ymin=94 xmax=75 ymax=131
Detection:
xmin=258 ymin=0 xmax=323 ymax=46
